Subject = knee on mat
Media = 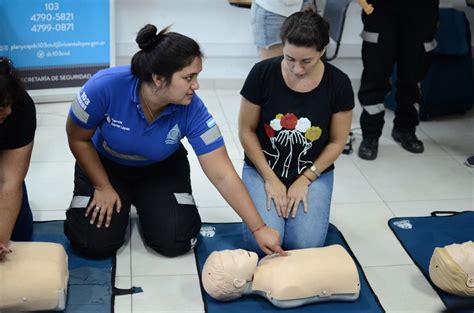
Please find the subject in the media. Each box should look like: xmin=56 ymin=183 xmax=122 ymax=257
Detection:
xmin=145 ymin=238 xmax=193 ymax=257
xmin=69 ymin=238 xmax=121 ymax=259
xmin=64 ymin=221 xmax=123 ymax=259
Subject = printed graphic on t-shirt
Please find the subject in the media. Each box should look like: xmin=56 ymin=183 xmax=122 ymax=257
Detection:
xmin=263 ymin=113 xmax=322 ymax=178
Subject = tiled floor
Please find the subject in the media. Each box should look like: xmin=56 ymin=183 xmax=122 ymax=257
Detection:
xmin=27 ymin=59 xmax=473 ymax=313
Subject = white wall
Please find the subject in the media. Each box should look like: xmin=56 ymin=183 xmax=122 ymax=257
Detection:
xmin=115 ymin=0 xmax=474 ymax=59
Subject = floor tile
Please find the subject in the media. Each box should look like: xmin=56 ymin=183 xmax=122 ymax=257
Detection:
xmin=115 ymin=276 xmax=132 ymax=313
xmin=26 ymin=161 xmax=74 ymax=211
xmin=36 ymin=102 xmax=70 ymax=126
xmin=332 ymin=156 xmax=382 ymax=203
xmin=198 ymin=206 xmax=242 ymax=223
xmin=330 ymin=202 xmax=413 ymax=266
xmin=130 ymin=217 xmax=198 ymax=276
xmin=386 ymin=199 xmax=474 ymax=217
xmin=116 ymin=221 xmax=132 ymax=277
xmin=420 ymin=113 xmax=474 ymax=156
xmin=131 ymin=275 xmax=203 ymax=312
xmin=31 ymin=126 xmax=75 ymax=162
xmin=364 ymin=265 xmax=445 ymax=312
xmin=352 ymin=155 xmax=473 ymax=201
xmin=32 ymin=210 xmax=66 ymax=221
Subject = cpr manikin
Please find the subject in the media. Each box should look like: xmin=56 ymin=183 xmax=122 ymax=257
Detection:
xmin=202 ymin=245 xmax=360 ymax=308
xmin=429 ymin=241 xmax=474 ymax=297
xmin=0 ymin=242 xmax=68 ymax=311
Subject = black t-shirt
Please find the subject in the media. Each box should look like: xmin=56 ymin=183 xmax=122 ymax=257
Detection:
xmin=240 ymin=56 xmax=354 ymax=187
xmin=0 ymin=92 xmax=36 ymax=150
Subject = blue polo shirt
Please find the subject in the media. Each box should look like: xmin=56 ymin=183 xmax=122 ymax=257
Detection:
xmin=69 ymin=66 xmax=224 ymax=166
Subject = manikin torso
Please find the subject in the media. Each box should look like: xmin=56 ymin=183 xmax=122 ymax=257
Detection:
xmin=250 ymin=245 xmax=360 ymax=302
xmin=0 ymin=242 xmax=68 ymax=311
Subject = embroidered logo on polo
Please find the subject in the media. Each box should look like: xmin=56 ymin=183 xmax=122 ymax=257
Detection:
xmin=165 ymin=124 xmax=182 ymax=145
xmin=263 ymin=113 xmax=322 ymax=178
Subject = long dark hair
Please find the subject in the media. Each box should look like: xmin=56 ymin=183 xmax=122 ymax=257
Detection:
xmin=0 ymin=57 xmax=25 ymax=109
xmin=280 ymin=8 xmax=330 ymax=52
xmin=131 ymin=24 xmax=203 ymax=85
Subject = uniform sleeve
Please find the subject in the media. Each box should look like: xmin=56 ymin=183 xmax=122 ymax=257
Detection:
xmin=185 ymin=95 xmax=225 ymax=156
xmin=331 ymin=73 xmax=355 ymax=113
xmin=68 ymin=74 xmax=108 ymax=129
xmin=240 ymin=62 xmax=264 ymax=105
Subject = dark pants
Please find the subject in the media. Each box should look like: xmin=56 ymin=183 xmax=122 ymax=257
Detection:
xmin=64 ymin=145 xmax=201 ymax=259
xmin=358 ymin=0 xmax=439 ymax=139
xmin=11 ymin=182 xmax=33 ymax=241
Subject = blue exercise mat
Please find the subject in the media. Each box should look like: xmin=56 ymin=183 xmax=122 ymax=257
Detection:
xmin=194 ymin=222 xmax=385 ymax=313
xmin=389 ymin=211 xmax=474 ymax=313
xmin=33 ymin=221 xmax=116 ymax=313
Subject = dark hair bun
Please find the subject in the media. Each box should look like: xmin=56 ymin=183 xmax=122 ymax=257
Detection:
xmin=0 ymin=57 xmax=13 ymax=76
xmin=136 ymin=24 xmax=159 ymax=50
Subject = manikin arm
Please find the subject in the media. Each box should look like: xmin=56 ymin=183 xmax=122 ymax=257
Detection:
xmin=357 ymin=0 xmax=374 ymax=14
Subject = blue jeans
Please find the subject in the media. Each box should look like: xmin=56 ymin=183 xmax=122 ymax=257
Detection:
xmin=242 ymin=164 xmax=333 ymax=255
xmin=11 ymin=182 xmax=33 ymax=241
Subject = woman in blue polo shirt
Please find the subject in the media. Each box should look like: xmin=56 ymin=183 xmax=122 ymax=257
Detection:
xmin=65 ymin=24 xmax=284 ymax=258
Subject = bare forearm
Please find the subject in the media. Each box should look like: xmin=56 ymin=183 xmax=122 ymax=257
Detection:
xmin=0 ymin=184 xmax=22 ymax=244
xmin=311 ymin=141 xmax=346 ymax=173
xmin=357 ymin=0 xmax=369 ymax=8
xmin=69 ymin=141 xmax=111 ymax=189
xmin=240 ymin=131 xmax=279 ymax=182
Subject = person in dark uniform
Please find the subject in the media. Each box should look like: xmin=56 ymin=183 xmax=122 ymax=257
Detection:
xmin=64 ymin=24 xmax=285 ymax=259
xmin=0 ymin=57 xmax=36 ymax=260
xmin=357 ymin=0 xmax=439 ymax=160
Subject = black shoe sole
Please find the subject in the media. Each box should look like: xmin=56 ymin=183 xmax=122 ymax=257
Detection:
xmin=358 ymin=146 xmax=378 ymax=160
xmin=392 ymin=132 xmax=424 ymax=154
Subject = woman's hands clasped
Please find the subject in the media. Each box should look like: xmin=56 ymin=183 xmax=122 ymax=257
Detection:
xmin=265 ymin=175 xmax=311 ymax=219
xmin=85 ymin=185 xmax=122 ymax=228
xmin=264 ymin=177 xmax=288 ymax=217
xmin=285 ymin=175 xmax=311 ymax=218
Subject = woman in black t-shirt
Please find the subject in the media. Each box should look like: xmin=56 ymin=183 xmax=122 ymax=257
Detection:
xmin=0 ymin=57 xmax=36 ymax=260
xmin=239 ymin=9 xmax=354 ymax=254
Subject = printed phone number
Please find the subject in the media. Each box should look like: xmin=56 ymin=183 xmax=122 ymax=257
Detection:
xmin=31 ymin=13 xmax=74 ymax=22
xmin=31 ymin=23 xmax=74 ymax=32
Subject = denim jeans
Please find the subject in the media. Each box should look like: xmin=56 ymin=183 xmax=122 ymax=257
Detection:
xmin=242 ymin=163 xmax=333 ymax=255
xmin=11 ymin=182 xmax=33 ymax=241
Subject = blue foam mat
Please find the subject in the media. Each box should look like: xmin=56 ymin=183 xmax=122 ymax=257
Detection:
xmin=194 ymin=222 xmax=385 ymax=313
xmin=33 ymin=221 xmax=115 ymax=313
xmin=389 ymin=211 xmax=474 ymax=313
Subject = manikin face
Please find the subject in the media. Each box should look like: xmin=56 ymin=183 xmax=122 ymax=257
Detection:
xmin=156 ymin=56 xmax=202 ymax=106
xmin=445 ymin=241 xmax=474 ymax=280
xmin=0 ymin=105 xmax=12 ymax=124
xmin=282 ymin=43 xmax=324 ymax=79
xmin=220 ymin=249 xmax=259 ymax=282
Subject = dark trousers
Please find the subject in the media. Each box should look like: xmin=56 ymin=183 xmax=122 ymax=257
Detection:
xmin=358 ymin=1 xmax=439 ymax=139
xmin=11 ymin=182 xmax=33 ymax=241
xmin=64 ymin=145 xmax=201 ymax=259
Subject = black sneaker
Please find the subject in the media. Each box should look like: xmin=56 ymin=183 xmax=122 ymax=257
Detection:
xmin=391 ymin=129 xmax=424 ymax=153
xmin=358 ymin=138 xmax=379 ymax=160
xmin=465 ymin=156 xmax=474 ymax=168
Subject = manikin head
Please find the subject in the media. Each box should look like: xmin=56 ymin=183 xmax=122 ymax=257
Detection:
xmin=429 ymin=241 xmax=474 ymax=297
xmin=202 ymin=249 xmax=258 ymax=301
